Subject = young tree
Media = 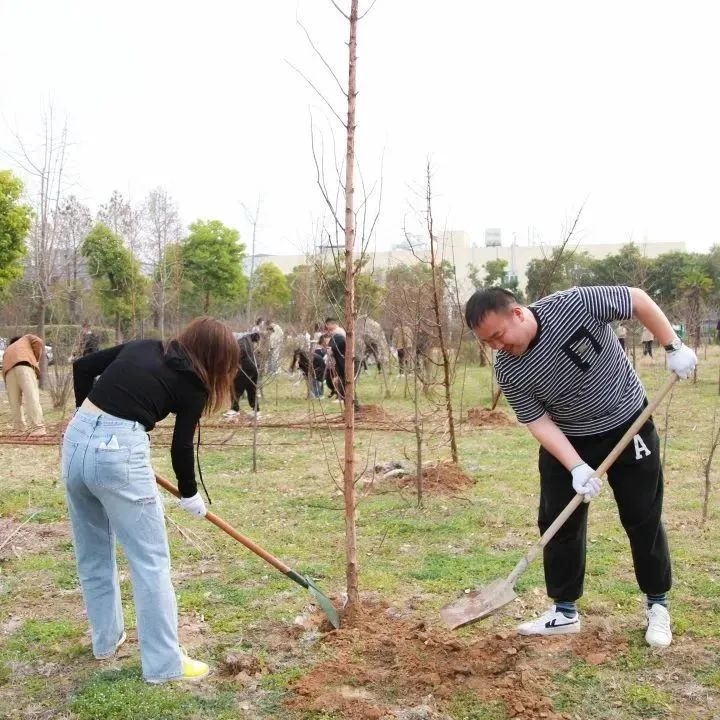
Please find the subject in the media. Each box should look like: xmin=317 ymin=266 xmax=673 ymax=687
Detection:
xmin=286 ymin=264 xmax=323 ymax=326
xmin=678 ymin=266 xmax=713 ymax=351
xmin=423 ymin=162 xmax=458 ymax=464
xmin=181 ymin=219 xmax=246 ymax=314
xmin=243 ymin=197 xmax=261 ymax=318
xmin=8 ymin=110 xmax=68 ymax=374
xmin=54 ymin=195 xmax=93 ymax=322
xmin=144 ymin=187 xmax=183 ymax=339
xmin=294 ymin=0 xmax=380 ymax=609
xmin=0 ymin=170 xmax=32 ymax=296
xmin=81 ymin=223 xmax=148 ymax=341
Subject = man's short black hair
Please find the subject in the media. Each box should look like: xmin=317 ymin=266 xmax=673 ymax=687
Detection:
xmin=464 ymin=287 xmax=518 ymax=329
xmin=8 ymin=336 xmax=21 ymax=345
xmin=325 ymin=317 xmax=338 ymax=324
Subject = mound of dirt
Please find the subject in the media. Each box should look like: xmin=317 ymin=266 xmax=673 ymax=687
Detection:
xmin=406 ymin=462 xmax=475 ymax=494
xmin=288 ymin=601 xmax=627 ymax=719
xmin=467 ymin=408 xmax=514 ymax=428
xmin=355 ymin=404 xmax=390 ymax=422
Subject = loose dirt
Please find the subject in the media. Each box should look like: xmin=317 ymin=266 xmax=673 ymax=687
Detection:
xmin=287 ymin=600 xmax=628 ymax=720
xmin=466 ymin=408 xmax=515 ymax=428
xmin=402 ymin=462 xmax=475 ymax=495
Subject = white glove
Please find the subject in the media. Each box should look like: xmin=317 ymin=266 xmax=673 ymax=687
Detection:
xmin=571 ymin=462 xmax=602 ymax=503
xmin=179 ymin=493 xmax=207 ymax=518
xmin=667 ymin=343 xmax=697 ymax=379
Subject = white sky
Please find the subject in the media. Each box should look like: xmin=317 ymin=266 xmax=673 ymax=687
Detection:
xmin=1 ymin=0 xmax=719 ymax=257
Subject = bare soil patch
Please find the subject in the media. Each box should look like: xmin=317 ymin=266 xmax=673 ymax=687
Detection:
xmin=0 ymin=517 xmax=70 ymax=561
xmin=287 ymin=600 xmax=628 ymax=719
xmin=355 ymin=404 xmax=391 ymax=422
xmin=467 ymin=408 xmax=515 ymax=428
xmin=405 ymin=462 xmax=475 ymax=495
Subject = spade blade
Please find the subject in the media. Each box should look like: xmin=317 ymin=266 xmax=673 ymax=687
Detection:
xmin=440 ymin=578 xmax=517 ymax=629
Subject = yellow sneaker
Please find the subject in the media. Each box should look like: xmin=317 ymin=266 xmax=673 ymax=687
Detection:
xmin=146 ymin=648 xmax=210 ymax=684
xmin=180 ymin=649 xmax=210 ymax=681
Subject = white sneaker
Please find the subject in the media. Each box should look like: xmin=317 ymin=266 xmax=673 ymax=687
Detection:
xmin=517 ymin=606 xmax=581 ymax=636
xmin=246 ymin=411 xmax=261 ymax=420
xmin=95 ymin=631 xmax=127 ymax=660
xmin=645 ymin=604 xmax=672 ymax=648
xmin=223 ymin=410 xmax=239 ymax=418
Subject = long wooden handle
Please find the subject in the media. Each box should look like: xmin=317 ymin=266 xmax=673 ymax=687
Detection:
xmin=155 ymin=473 xmax=295 ymax=577
xmin=506 ymin=372 xmax=678 ymax=585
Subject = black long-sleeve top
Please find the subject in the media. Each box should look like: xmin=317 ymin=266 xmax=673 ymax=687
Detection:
xmin=72 ymin=339 xmax=208 ymax=497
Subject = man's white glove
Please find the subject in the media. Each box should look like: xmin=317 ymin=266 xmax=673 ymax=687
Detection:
xmin=179 ymin=493 xmax=207 ymax=518
xmin=571 ymin=462 xmax=602 ymax=503
xmin=667 ymin=343 xmax=697 ymax=379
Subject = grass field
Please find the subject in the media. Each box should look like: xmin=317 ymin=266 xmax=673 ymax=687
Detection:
xmin=0 ymin=349 xmax=719 ymax=719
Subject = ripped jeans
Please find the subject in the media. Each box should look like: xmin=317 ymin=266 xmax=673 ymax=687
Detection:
xmin=62 ymin=409 xmax=182 ymax=682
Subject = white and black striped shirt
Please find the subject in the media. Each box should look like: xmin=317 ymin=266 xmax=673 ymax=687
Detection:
xmin=495 ymin=286 xmax=645 ymax=436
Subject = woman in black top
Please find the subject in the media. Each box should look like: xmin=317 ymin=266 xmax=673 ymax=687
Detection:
xmin=62 ymin=317 xmax=239 ymax=684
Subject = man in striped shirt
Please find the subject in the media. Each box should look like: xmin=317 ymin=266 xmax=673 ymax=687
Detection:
xmin=465 ymin=285 xmax=697 ymax=648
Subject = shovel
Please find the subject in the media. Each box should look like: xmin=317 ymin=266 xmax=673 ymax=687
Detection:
xmin=440 ymin=372 xmax=678 ymax=629
xmin=155 ymin=473 xmax=341 ymax=629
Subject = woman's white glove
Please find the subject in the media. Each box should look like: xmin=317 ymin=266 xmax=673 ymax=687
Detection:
xmin=667 ymin=343 xmax=697 ymax=379
xmin=179 ymin=493 xmax=207 ymax=518
xmin=571 ymin=462 xmax=602 ymax=503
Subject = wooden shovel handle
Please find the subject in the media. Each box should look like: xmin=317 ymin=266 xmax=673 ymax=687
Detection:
xmin=155 ymin=472 xmax=292 ymax=575
xmin=506 ymin=372 xmax=678 ymax=585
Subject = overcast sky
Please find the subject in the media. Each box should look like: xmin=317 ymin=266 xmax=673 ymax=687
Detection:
xmin=1 ymin=0 xmax=718 ymax=257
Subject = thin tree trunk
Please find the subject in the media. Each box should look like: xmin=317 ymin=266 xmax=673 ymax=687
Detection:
xmin=702 ymin=412 xmax=720 ymax=524
xmin=159 ymin=285 xmax=166 ymax=341
xmin=37 ymin=302 xmax=47 ymax=390
xmin=413 ymin=363 xmax=423 ymax=507
xmin=425 ymin=163 xmax=458 ymax=464
xmin=343 ymin=0 xmax=360 ymax=609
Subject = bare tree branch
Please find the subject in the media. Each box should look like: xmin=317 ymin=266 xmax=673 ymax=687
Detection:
xmin=358 ymin=0 xmax=378 ymax=20
xmin=287 ymin=60 xmax=347 ymax=128
xmin=297 ymin=19 xmax=348 ymax=98
xmin=329 ymin=0 xmax=350 ymax=19
xmin=310 ymin=113 xmax=345 ymax=233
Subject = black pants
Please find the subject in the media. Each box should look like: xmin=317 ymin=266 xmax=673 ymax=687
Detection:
xmin=643 ymin=341 xmax=653 ymax=357
xmin=538 ymin=413 xmax=671 ymax=601
xmin=232 ymin=367 xmax=258 ymax=411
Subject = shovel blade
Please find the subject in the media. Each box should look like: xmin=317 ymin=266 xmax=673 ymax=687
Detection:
xmin=307 ymin=579 xmax=341 ymax=629
xmin=440 ymin=578 xmax=517 ymax=629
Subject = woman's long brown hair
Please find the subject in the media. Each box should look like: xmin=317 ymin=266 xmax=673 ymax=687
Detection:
xmin=171 ymin=317 xmax=239 ymax=414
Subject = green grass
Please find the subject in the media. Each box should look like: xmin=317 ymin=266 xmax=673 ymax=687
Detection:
xmin=1 ymin=356 xmax=719 ymax=718
xmin=3 ymin=618 xmax=85 ymax=661
xmin=623 ymin=683 xmax=673 ymax=716
xmin=69 ymin=667 xmax=239 ymax=720
xmin=449 ymin=691 xmax=509 ymax=719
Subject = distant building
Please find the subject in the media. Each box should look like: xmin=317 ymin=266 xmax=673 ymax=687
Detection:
xmin=249 ymin=230 xmax=686 ymax=296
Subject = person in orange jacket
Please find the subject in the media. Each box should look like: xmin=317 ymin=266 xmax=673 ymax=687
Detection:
xmin=2 ymin=334 xmax=46 ymax=436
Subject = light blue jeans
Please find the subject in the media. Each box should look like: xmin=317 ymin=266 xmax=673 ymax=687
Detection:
xmin=62 ymin=409 xmax=183 ymax=682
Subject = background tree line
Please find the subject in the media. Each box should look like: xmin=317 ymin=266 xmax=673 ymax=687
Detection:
xmin=2 ymin=164 xmax=719 ymax=352
xmin=469 ymin=244 xmax=720 ymax=347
